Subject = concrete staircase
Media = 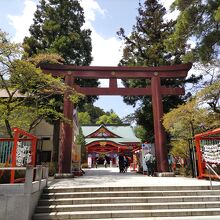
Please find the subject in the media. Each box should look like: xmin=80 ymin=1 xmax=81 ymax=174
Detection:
xmin=32 ymin=185 xmax=220 ymax=219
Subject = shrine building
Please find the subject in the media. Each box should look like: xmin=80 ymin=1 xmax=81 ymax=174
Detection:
xmin=81 ymin=124 xmax=141 ymax=166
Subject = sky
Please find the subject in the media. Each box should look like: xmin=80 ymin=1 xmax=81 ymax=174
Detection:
xmin=0 ymin=0 xmax=176 ymax=118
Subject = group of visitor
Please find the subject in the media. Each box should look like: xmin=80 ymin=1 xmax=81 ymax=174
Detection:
xmin=95 ymin=156 xmax=111 ymax=168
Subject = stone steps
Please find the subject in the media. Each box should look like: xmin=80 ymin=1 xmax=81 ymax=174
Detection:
xmin=36 ymin=201 xmax=220 ymax=213
xmin=41 ymin=190 xmax=220 ymax=199
xmin=33 ymin=185 xmax=220 ymax=219
xmin=43 ymin=185 xmax=214 ymax=193
xmin=38 ymin=195 xmax=220 ymax=205
xmin=33 ymin=208 xmax=220 ymax=219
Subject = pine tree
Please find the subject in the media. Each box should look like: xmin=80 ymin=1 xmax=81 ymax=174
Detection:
xmin=117 ymin=0 xmax=185 ymax=142
xmin=23 ymin=0 xmax=99 ymax=104
xmin=169 ymin=0 xmax=220 ymax=63
xmin=23 ymin=0 xmax=92 ymax=65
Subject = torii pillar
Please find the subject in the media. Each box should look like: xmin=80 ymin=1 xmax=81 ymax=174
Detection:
xmin=151 ymin=73 xmax=168 ymax=172
xmin=59 ymin=73 xmax=74 ymax=173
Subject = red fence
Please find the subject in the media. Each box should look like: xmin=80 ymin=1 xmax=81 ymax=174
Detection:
xmin=195 ymin=128 xmax=220 ymax=179
xmin=0 ymin=127 xmax=37 ymax=183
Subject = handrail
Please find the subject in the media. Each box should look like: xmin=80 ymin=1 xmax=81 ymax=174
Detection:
xmin=0 ymin=167 xmax=26 ymax=170
xmin=206 ymin=163 xmax=220 ymax=190
xmin=0 ymin=166 xmax=49 ymax=187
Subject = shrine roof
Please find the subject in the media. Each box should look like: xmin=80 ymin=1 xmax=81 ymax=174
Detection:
xmin=85 ymin=138 xmax=140 ymax=145
xmin=81 ymin=124 xmax=141 ymax=144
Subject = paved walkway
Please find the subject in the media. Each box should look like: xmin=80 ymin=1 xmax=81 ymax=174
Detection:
xmin=48 ymin=167 xmax=220 ymax=188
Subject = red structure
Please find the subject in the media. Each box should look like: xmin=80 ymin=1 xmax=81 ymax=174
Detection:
xmin=195 ymin=128 xmax=220 ymax=179
xmin=0 ymin=127 xmax=37 ymax=183
xmin=41 ymin=63 xmax=192 ymax=173
xmin=81 ymin=124 xmax=141 ymax=166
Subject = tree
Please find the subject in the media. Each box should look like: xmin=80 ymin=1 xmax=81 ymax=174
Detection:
xmin=23 ymin=0 xmax=99 ymax=105
xmin=117 ymin=0 xmax=185 ymax=142
xmin=79 ymin=104 xmax=105 ymax=124
xmin=23 ymin=0 xmax=91 ymax=65
xmin=197 ymin=79 xmax=220 ymax=114
xmin=78 ymin=112 xmax=91 ymax=125
xmin=162 ymin=97 xmax=219 ymax=159
xmin=163 ymin=100 xmax=207 ymax=140
xmin=75 ymin=128 xmax=86 ymax=163
xmin=23 ymin=0 xmax=99 ymax=164
xmin=117 ymin=0 xmax=183 ymax=67
xmin=169 ymin=0 xmax=220 ymax=63
xmin=0 ymin=30 xmax=78 ymax=137
xmin=96 ymin=111 xmax=122 ymax=125
xmin=169 ymin=139 xmax=189 ymax=159
xmin=134 ymin=125 xmax=147 ymax=142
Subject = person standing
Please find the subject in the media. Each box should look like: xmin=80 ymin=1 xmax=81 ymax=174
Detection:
xmin=95 ymin=158 xmax=98 ymax=168
xmin=144 ymin=151 xmax=154 ymax=176
xmin=118 ymin=154 xmax=124 ymax=173
xmin=104 ymin=159 xmax=107 ymax=168
xmin=124 ymin=156 xmax=130 ymax=172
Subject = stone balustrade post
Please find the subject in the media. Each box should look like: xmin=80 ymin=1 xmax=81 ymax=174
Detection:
xmin=24 ymin=166 xmax=33 ymax=194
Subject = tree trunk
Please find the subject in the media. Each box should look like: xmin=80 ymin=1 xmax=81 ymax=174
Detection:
xmin=5 ymin=119 xmax=13 ymax=138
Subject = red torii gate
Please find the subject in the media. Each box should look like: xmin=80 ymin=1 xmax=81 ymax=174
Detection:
xmin=41 ymin=63 xmax=192 ymax=173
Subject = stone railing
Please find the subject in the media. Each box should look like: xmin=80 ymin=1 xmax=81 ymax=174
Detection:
xmin=0 ymin=165 xmax=48 ymax=220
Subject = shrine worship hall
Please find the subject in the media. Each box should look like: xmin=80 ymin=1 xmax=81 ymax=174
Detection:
xmin=81 ymin=124 xmax=141 ymax=166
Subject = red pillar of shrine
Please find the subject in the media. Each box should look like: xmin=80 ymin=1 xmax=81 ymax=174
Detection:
xmin=59 ymin=73 xmax=74 ymax=173
xmin=151 ymin=73 xmax=169 ymax=172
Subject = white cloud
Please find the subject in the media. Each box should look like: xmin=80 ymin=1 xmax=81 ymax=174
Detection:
xmin=81 ymin=0 xmax=123 ymax=66
xmin=81 ymin=0 xmax=105 ymax=23
xmin=160 ymin=0 xmax=173 ymax=10
xmin=160 ymin=0 xmax=179 ymax=21
xmin=8 ymin=0 xmax=123 ymax=67
xmin=8 ymin=0 xmax=36 ymax=43
xmin=91 ymin=31 xmax=123 ymax=66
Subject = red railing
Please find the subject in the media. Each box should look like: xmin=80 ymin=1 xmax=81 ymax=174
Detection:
xmin=195 ymin=128 xmax=220 ymax=179
xmin=0 ymin=127 xmax=37 ymax=183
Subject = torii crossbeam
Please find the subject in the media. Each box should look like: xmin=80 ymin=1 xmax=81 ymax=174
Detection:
xmin=41 ymin=63 xmax=192 ymax=173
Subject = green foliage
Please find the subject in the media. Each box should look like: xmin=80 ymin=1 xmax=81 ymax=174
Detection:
xmin=27 ymin=53 xmax=65 ymax=66
xmin=134 ymin=125 xmax=147 ymax=142
xmin=215 ymin=6 xmax=220 ymax=21
xmin=79 ymin=103 xmax=105 ymax=124
xmin=78 ymin=112 xmax=91 ymax=125
xmin=170 ymin=0 xmax=220 ymax=63
xmin=197 ymin=79 xmax=220 ymax=114
xmin=96 ymin=112 xmax=122 ymax=125
xmin=23 ymin=0 xmax=99 ymax=106
xmin=163 ymin=99 xmax=213 ymax=140
xmin=75 ymin=128 xmax=87 ymax=163
xmin=0 ymin=30 xmax=78 ymax=137
xmin=117 ymin=0 xmax=184 ymax=67
xmin=23 ymin=0 xmax=92 ymax=65
xmin=169 ymin=139 xmax=189 ymax=159
xmin=163 ymin=83 xmax=220 ymax=158
xmin=117 ymin=0 xmax=186 ymax=142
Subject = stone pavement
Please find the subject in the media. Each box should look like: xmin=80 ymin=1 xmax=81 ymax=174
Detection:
xmin=34 ymin=167 xmax=220 ymax=220
xmin=48 ymin=167 xmax=220 ymax=188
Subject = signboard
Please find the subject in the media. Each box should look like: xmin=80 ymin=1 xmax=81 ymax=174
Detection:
xmin=203 ymin=144 xmax=220 ymax=164
xmin=16 ymin=141 xmax=32 ymax=166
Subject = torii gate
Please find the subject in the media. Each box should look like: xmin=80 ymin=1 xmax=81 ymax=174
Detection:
xmin=41 ymin=63 xmax=192 ymax=173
